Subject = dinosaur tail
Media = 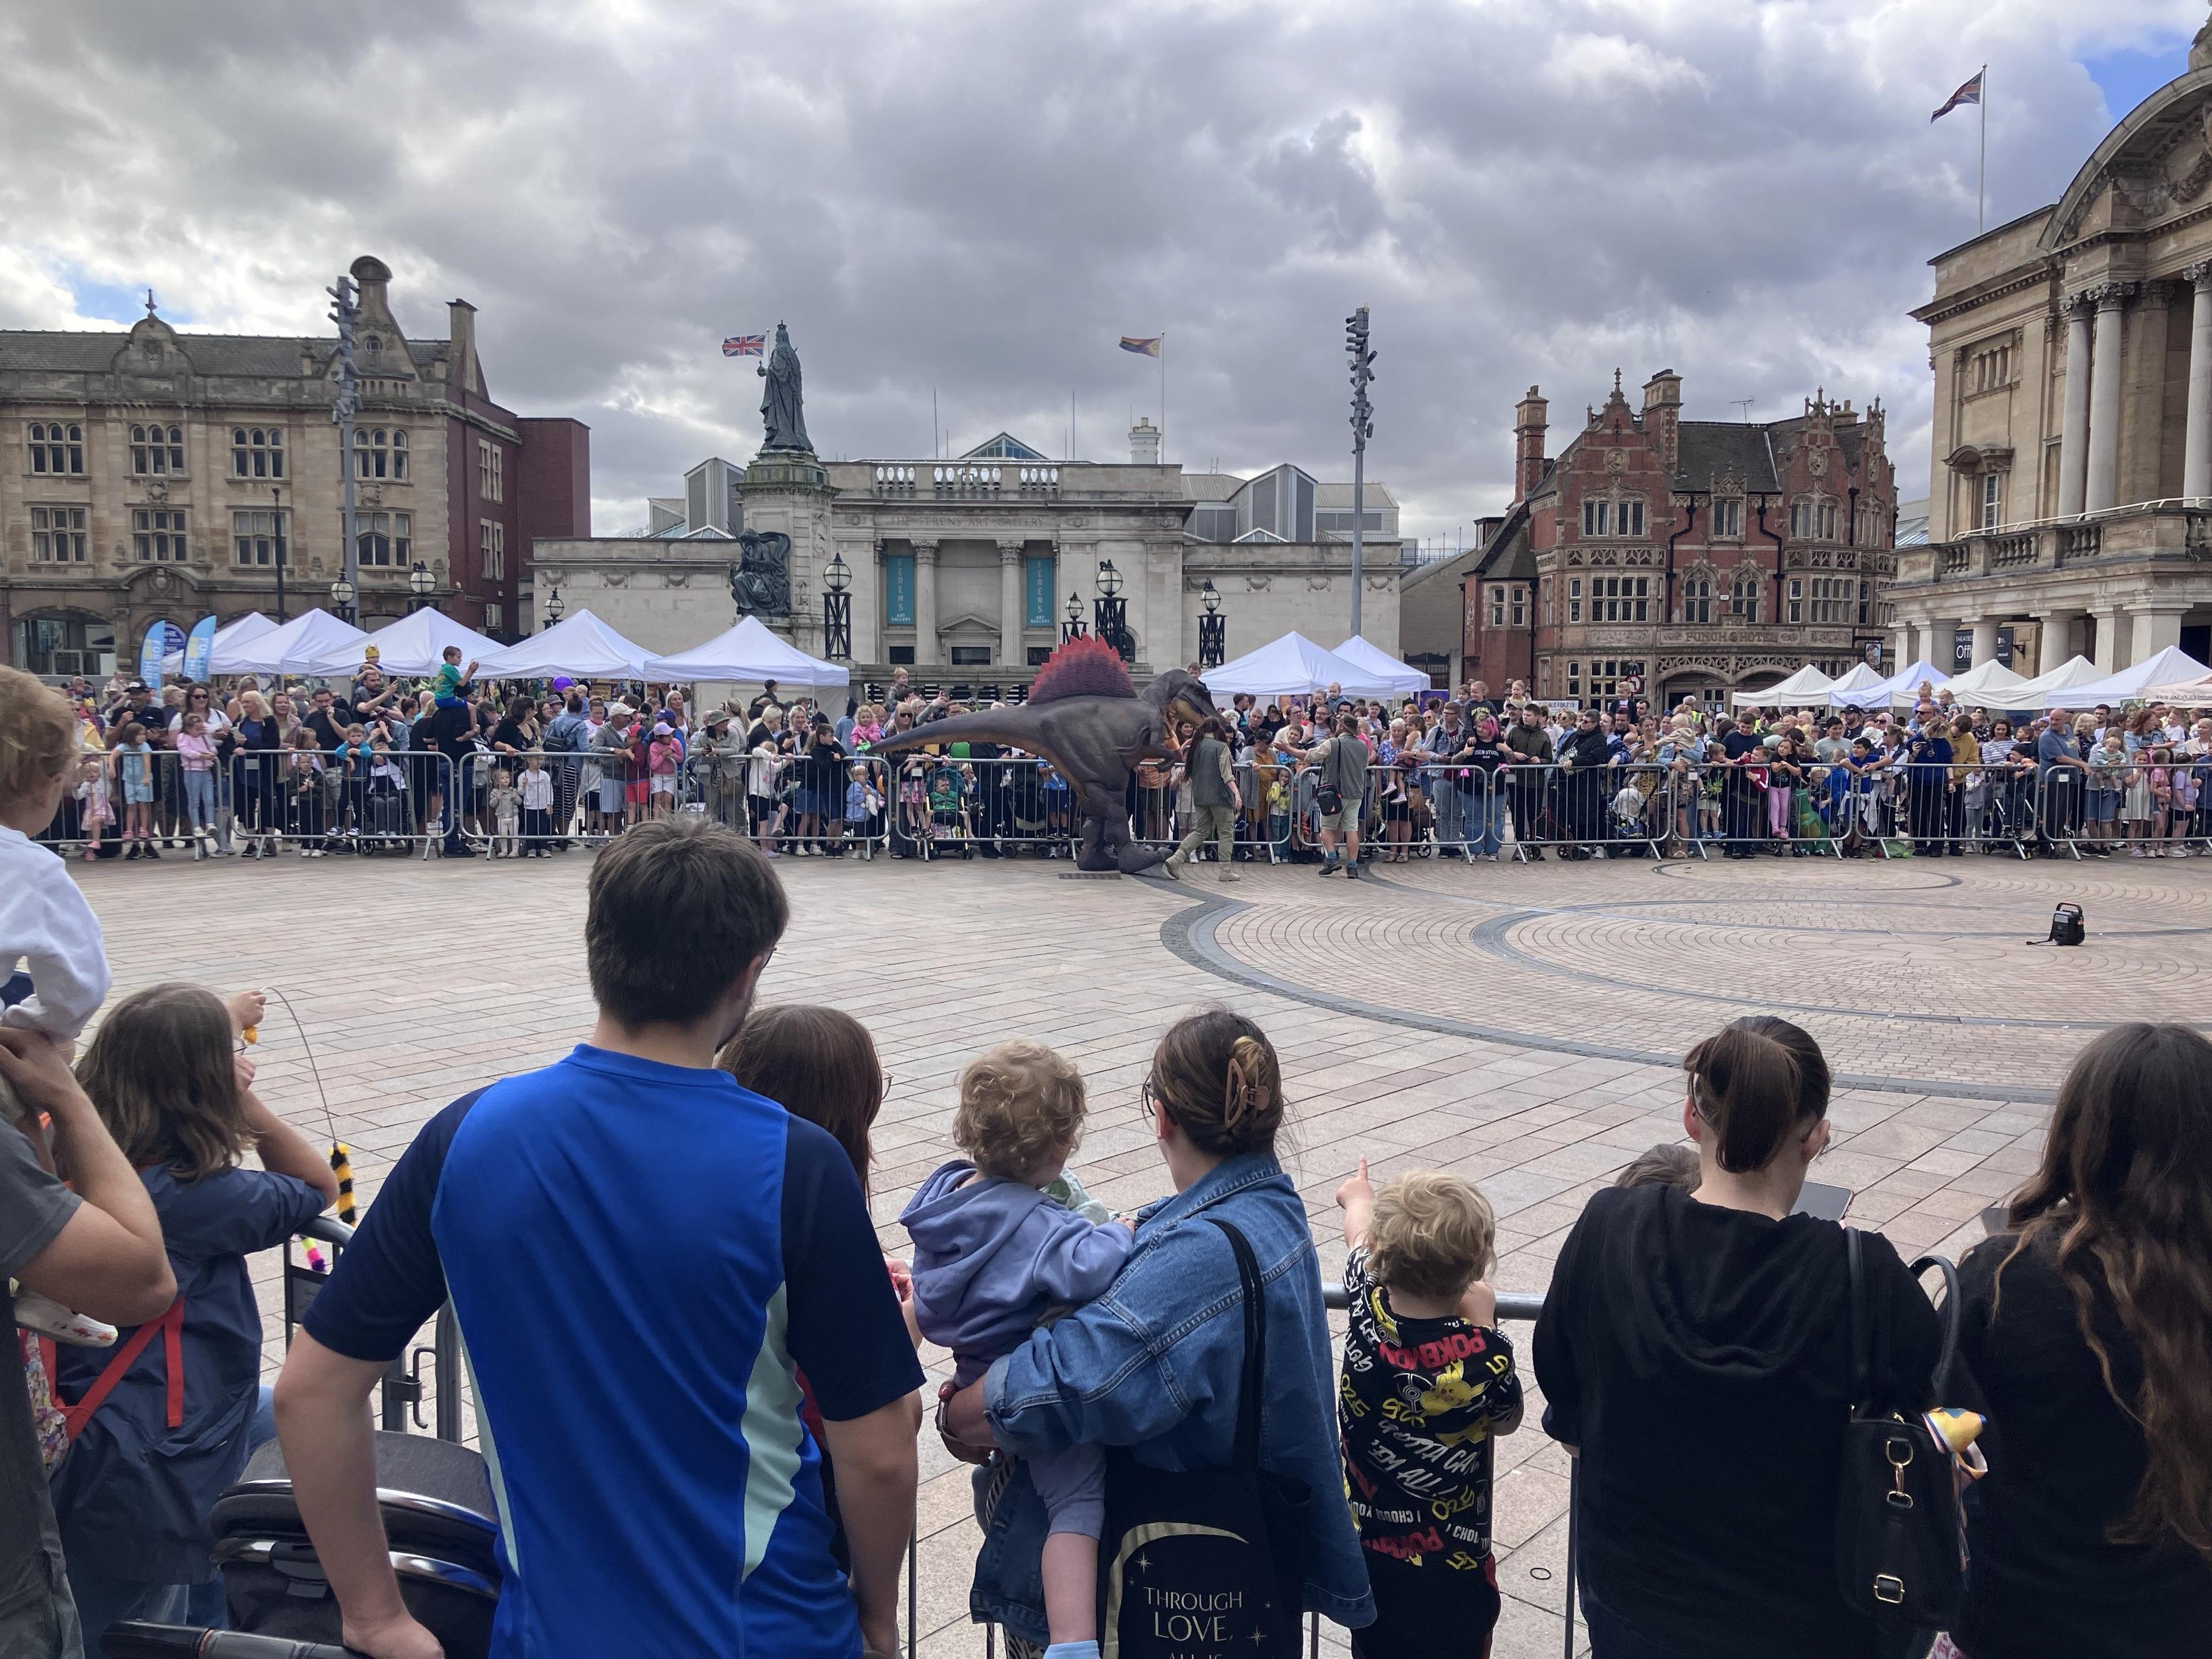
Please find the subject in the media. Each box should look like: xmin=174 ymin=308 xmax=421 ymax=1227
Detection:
xmin=867 ymin=711 xmax=1048 ymax=759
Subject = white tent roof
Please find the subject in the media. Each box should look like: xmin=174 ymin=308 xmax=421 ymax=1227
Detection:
xmin=2042 ymin=645 xmax=2212 ymax=710
xmin=1939 ymin=659 xmax=2033 ymax=706
xmin=2137 ymin=673 xmax=2212 ymax=704
xmin=1873 ymin=660 xmax=1951 ymax=706
xmin=301 ymin=608 xmax=507 ymax=677
xmin=1201 ymin=631 xmax=1400 ymax=701
xmin=209 ymin=612 xmax=278 ymax=661
xmin=644 ymin=615 xmax=850 ymax=689
xmin=1731 ymin=665 xmax=1834 ymax=708
xmin=1822 ymin=662 xmax=1891 ymax=706
xmin=1328 ymin=635 xmax=1429 ymax=698
xmin=474 ymin=609 xmax=654 ymax=679
xmin=2006 ymin=655 xmax=2105 ymax=706
xmin=209 ymin=608 xmax=368 ymax=676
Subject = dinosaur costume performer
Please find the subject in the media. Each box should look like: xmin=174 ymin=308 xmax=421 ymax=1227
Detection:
xmin=869 ymin=637 xmax=1218 ymax=873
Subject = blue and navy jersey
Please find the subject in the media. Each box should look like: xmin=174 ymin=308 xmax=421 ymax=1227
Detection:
xmin=304 ymin=1046 xmax=922 ymax=1658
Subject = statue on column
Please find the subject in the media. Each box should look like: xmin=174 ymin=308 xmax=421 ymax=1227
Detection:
xmin=758 ymin=321 xmax=813 ymax=454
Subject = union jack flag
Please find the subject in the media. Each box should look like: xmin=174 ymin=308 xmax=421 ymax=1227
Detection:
xmin=722 ymin=334 xmax=766 ymax=357
xmin=1930 ymin=72 xmax=1982 ymax=123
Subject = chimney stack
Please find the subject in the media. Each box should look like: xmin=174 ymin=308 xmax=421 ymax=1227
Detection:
xmin=447 ymin=299 xmax=479 ymax=397
xmin=1513 ymin=386 xmax=1548 ymax=502
xmin=1641 ymin=369 xmax=1681 ymax=476
xmin=1130 ymin=417 xmax=1161 ymax=465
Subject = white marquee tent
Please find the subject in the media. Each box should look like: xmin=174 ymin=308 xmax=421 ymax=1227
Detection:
xmin=1823 ymin=662 xmax=1891 ymax=706
xmin=1873 ymin=660 xmax=1951 ymax=706
xmin=645 ymin=616 xmax=849 ymax=691
xmin=1733 ymin=665 xmax=1834 ymax=707
xmin=2138 ymin=672 xmax=2212 ymax=704
xmin=1201 ymin=631 xmax=1400 ymax=702
xmin=2041 ymin=645 xmax=2212 ymax=710
xmin=302 ymin=608 xmax=506 ymax=678
xmin=474 ymin=609 xmax=654 ymax=680
xmin=2006 ymin=655 xmax=2105 ymax=706
xmin=209 ymin=608 xmax=367 ymax=677
xmin=1329 ymin=635 xmax=1430 ymax=699
xmin=209 ymin=612 xmax=278 ymax=662
xmin=1938 ymin=659 xmax=2033 ymax=706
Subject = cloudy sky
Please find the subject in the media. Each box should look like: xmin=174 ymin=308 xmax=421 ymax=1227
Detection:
xmin=2 ymin=1 xmax=2205 ymax=543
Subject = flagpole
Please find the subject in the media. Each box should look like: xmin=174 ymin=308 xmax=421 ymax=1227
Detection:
xmin=1978 ymin=63 xmax=1988 ymax=235
xmin=1159 ymin=332 xmax=1167 ymax=464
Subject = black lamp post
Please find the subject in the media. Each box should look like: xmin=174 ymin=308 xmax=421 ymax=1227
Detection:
xmin=328 ymin=578 xmax=357 ymax=624
xmin=823 ymin=550 xmax=853 ymax=660
xmin=271 ymin=485 xmax=289 ymax=623
xmin=1198 ymin=577 xmax=1226 ymax=669
xmin=407 ymin=562 xmax=437 ymax=613
xmin=1062 ymin=590 xmax=1086 ymax=642
xmin=1094 ymin=559 xmax=1132 ymax=662
xmin=543 ymin=585 xmax=566 ymax=624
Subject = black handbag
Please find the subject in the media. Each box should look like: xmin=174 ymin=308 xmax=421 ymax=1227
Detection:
xmin=1099 ymin=1218 xmax=1309 ymax=1658
xmin=1835 ymin=1230 xmax=1967 ymax=1635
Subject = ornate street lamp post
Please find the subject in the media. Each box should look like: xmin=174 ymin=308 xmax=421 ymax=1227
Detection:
xmin=271 ymin=484 xmax=289 ymax=623
xmin=1094 ymin=559 xmax=1132 ymax=662
xmin=1198 ymin=577 xmax=1226 ymax=669
xmin=328 ymin=578 xmax=357 ymax=623
xmin=407 ymin=561 xmax=437 ymax=613
xmin=823 ymin=550 xmax=853 ymax=660
xmin=543 ymin=585 xmax=566 ymax=624
xmin=1062 ymin=590 xmax=1086 ymax=642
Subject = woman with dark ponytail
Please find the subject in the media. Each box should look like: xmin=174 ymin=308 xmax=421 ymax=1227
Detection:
xmin=940 ymin=1007 xmax=1374 ymax=1654
xmin=1532 ymin=1016 xmax=1941 ymax=1659
xmin=1950 ymin=1022 xmax=2212 ymax=1658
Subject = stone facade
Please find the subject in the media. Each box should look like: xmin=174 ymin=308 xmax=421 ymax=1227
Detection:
xmin=1 ymin=255 xmax=590 ymax=679
xmin=1897 ymin=28 xmax=2212 ymax=675
xmin=1411 ymin=372 xmax=1895 ymax=706
xmin=537 ymin=423 xmax=1404 ymax=691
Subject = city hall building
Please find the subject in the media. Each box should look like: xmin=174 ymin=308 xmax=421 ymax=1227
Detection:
xmin=1896 ymin=33 xmax=2212 ymax=675
xmin=531 ymin=418 xmax=1407 ymax=692
xmin=0 ymin=255 xmax=590 ymax=680
xmin=1404 ymin=370 xmax=1897 ymax=707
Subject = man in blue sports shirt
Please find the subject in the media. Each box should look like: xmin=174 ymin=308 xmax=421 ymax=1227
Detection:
xmin=275 ymin=816 xmax=922 ymax=1657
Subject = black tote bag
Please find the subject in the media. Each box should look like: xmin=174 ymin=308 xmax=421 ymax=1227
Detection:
xmin=1099 ymin=1218 xmax=1310 ymax=1659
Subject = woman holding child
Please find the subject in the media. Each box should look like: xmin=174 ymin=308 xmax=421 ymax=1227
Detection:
xmin=939 ymin=1009 xmax=1373 ymax=1656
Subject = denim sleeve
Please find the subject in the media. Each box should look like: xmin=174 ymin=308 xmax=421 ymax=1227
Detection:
xmin=983 ymin=1291 xmax=1188 ymax=1463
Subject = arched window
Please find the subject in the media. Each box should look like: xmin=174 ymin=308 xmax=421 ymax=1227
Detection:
xmin=390 ymin=429 xmax=407 ymax=480
xmin=233 ymin=426 xmax=283 ymax=479
xmin=131 ymin=423 xmax=185 ymax=476
xmin=1731 ymin=571 xmax=1760 ymax=620
xmin=354 ymin=428 xmax=410 ymax=480
xmin=28 ymin=422 xmax=85 ymax=475
xmin=1682 ymin=575 xmax=1713 ymax=624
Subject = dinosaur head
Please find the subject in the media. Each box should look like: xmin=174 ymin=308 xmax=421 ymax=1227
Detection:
xmin=1146 ymin=668 xmax=1220 ymax=732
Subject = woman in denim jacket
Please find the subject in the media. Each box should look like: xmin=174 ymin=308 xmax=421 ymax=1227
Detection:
xmin=942 ymin=1009 xmax=1374 ymax=1652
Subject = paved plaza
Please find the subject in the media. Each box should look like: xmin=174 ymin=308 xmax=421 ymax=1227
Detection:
xmin=75 ymin=846 xmax=2212 ymax=1657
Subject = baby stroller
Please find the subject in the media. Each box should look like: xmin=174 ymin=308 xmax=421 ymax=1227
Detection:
xmin=360 ymin=771 xmax=410 ymax=856
xmin=923 ymin=760 xmax=972 ymax=861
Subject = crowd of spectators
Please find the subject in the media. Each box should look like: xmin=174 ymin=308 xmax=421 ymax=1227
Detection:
xmin=3 ymin=663 xmax=2210 ymax=1658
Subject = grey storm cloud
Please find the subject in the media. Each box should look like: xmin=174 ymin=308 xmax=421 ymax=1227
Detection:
xmin=0 ymin=0 xmax=2196 ymax=537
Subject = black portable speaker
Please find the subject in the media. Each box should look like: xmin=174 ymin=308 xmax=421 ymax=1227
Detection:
xmin=2046 ymin=903 xmax=2085 ymax=946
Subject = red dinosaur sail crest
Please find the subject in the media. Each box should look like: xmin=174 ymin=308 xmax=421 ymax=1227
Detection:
xmin=1027 ymin=636 xmax=1134 ymax=704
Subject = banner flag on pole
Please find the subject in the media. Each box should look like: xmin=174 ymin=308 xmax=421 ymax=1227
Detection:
xmin=722 ymin=334 xmax=766 ymax=357
xmin=182 ymin=616 xmax=217 ymax=683
xmin=1118 ymin=335 xmax=1162 ymax=357
xmin=1931 ymin=71 xmax=1983 ymax=122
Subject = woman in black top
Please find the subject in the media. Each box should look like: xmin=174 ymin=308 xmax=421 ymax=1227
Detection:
xmin=796 ymin=723 xmax=846 ymax=854
xmin=1952 ymin=1023 xmax=2212 ymax=1659
xmin=1446 ymin=712 xmax=1510 ymax=859
xmin=1534 ymin=1017 xmax=1940 ymax=1659
xmin=489 ymin=694 xmax=538 ymax=759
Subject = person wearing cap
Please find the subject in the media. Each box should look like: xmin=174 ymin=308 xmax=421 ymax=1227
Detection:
xmin=646 ymin=721 xmax=683 ymax=819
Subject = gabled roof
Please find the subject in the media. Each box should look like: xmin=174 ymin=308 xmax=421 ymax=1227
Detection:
xmin=1232 ymin=527 xmax=1287 ymax=543
xmin=1673 ymin=421 xmax=1779 ymax=493
xmin=963 ymin=431 xmax=1048 ymax=461
xmin=0 ymin=328 xmax=441 ymax=381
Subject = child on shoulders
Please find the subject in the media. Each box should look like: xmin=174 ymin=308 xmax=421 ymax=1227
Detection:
xmin=1334 ymin=1158 xmax=1523 ymax=1659
xmin=430 ymin=645 xmax=478 ymax=710
xmin=902 ymin=1040 xmax=1134 ymax=1659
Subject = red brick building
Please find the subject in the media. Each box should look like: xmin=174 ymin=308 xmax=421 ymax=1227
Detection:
xmin=1459 ymin=370 xmax=1897 ymax=707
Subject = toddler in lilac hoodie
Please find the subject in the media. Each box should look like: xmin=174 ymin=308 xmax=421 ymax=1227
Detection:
xmin=902 ymin=1040 xmax=1134 ymax=1659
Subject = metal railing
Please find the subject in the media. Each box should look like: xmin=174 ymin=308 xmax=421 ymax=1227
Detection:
xmin=2033 ymin=756 xmax=2212 ymax=860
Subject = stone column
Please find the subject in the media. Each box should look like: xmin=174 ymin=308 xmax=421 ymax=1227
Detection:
xmin=1893 ymin=623 xmax=1918 ymax=667
xmin=2037 ymin=612 xmax=2082 ymax=674
xmin=2186 ymin=264 xmax=2212 ymax=501
xmin=1925 ymin=617 xmax=1961 ymax=674
xmin=2057 ymin=292 xmax=2094 ymax=517
xmin=2090 ymin=605 xmax=2123 ymax=673
xmin=2131 ymin=604 xmax=2186 ymax=666
xmin=2085 ymin=283 xmax=2134 ymax=513
xmin=912 ymin=539 xmax=940 ymax=667
xmin=1969 ymin=618 xmax=2001 ymax=668
xmin=997 ymin=540 xmax=1025 ymax=668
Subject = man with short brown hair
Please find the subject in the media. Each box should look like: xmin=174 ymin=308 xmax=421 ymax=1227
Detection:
xmin=278 ymin=816 xmax=921 ymax=1658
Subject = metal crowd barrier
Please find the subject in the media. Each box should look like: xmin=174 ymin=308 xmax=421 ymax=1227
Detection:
xmin=229 ymin=749 xmax=454 ymax=857
xmin=2033 ymin=753 xmax=2212 ymax=861
xmin=1493 ymin=762 xmax=1668 ymax=861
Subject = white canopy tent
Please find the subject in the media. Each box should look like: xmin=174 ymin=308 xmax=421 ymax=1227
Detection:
xmin=474 ymin=609 xmax=654 ymax=680
xmin=2138 ymin=673 xmax=2212 ymax=705
xmin=644 ymin=616 xmax=850 ymax=692
xmin=1938 ymin=659 xmax=2033 ymax=707
xmin=2006 ymin=655 xmax=2105 ymax=706
xmin=1200 ymin=631 xmax=1401 ymax=702
xmin=209 ymin=612 xmax=278 ymax=662
xmin=1823 ymin=662 xmax=1891 ymax=706
xmin=1328 ymin=635 xmax=1430 ymax=699
xmin=209 ymin=608 xmax=368 ymax=677
xmin=1874 ymin=660 xmax=1951 ymax=706
xmin=301 ymin=608 xmax=506 ymax=678
xmin=2041 ymin=645 xmax=2212 ymax=710
xmin=1732 ymin=665 xmax=1834 ymax=708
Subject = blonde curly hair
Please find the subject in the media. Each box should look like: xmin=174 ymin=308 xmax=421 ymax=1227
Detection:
xmin=0 ymin=665 xmax=77 ymax=806
xmin=1367 ymin=1172 xmax=1496 ymax=1301
xmin=955 ymin=1039 xmax=1087 ymax=1182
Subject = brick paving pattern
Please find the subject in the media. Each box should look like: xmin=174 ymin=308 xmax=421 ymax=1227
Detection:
xmin=73 ymin=846 xmax=2209 ymax=1657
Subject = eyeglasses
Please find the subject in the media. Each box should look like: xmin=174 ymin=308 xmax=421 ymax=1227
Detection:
xmin=1139 ymin=1075 xmax=1160 ymax=1122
